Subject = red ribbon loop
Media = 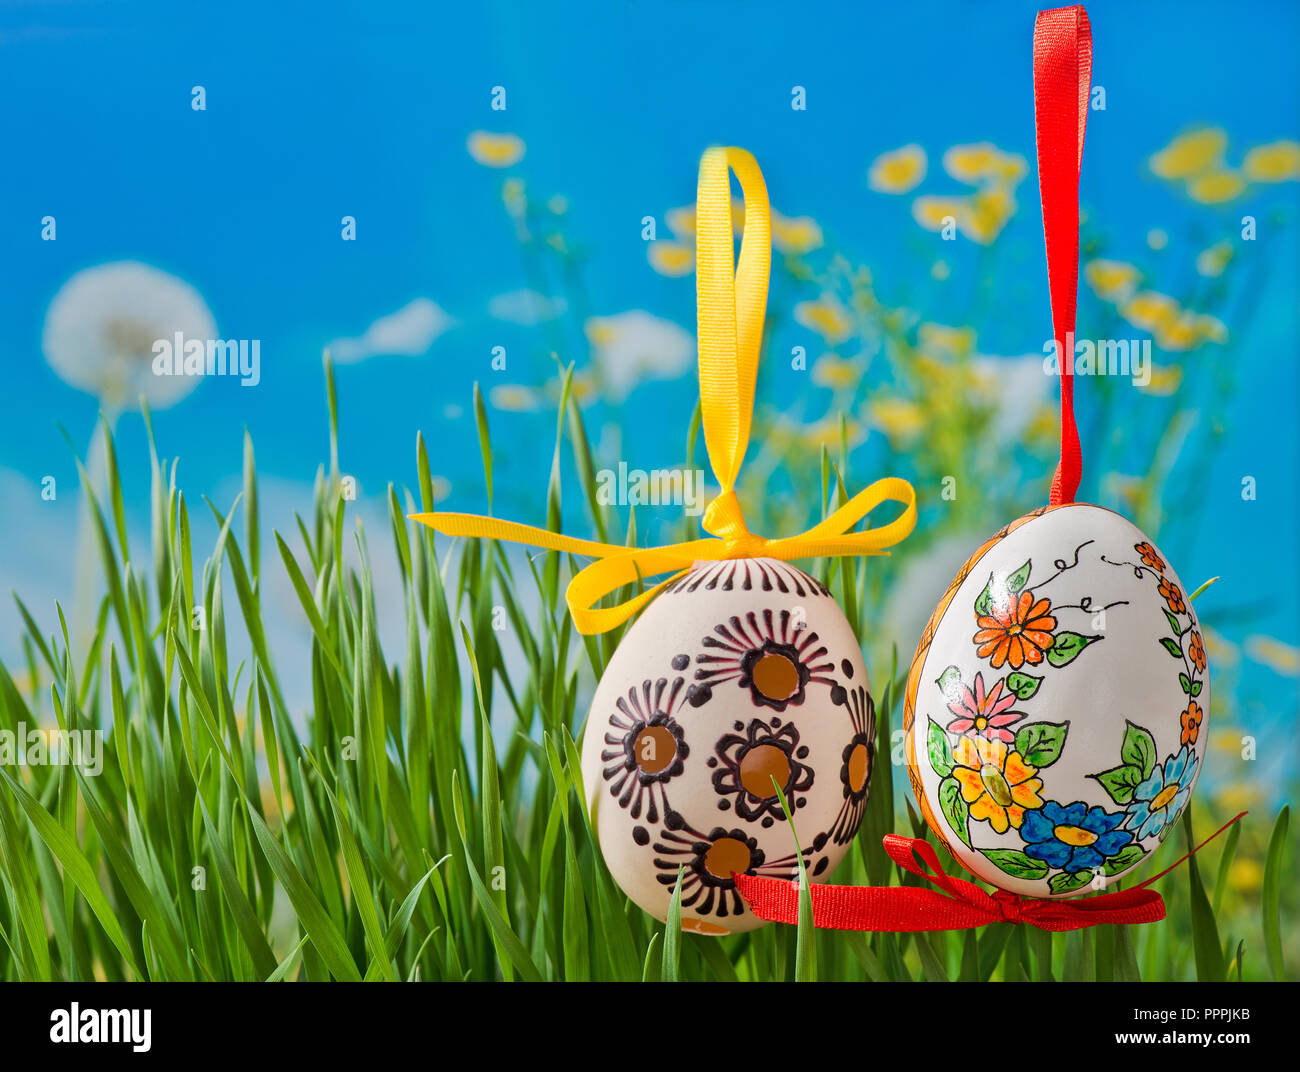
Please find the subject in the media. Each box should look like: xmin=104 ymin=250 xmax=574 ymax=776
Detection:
xmin=1035 ymin=4 xmax=1092 ymax=505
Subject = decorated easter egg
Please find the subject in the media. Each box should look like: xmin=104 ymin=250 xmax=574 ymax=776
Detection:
xmin=581 ymin=557 xmax=877 ymax=934
xmin=904 ymin=503 xmax=1209 ymax=897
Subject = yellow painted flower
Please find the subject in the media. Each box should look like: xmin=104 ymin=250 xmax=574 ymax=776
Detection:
xmin=647 ymin=241 xmax=695 ymax=277
xmin=1242 ymin=139 xmax=1300 ymax=183
xmin=794 ymin=295 xmax=854 ymax=344
xmin=1084 ymin=259 xmax=1140 ymax=302
xmin=1196 ymin=241 xmax=1234 ymax=278
xmin=467 ymin=131 xmax=525 ymax=168
xmin=1187 ymin=169 xmax=1246 ymax=204
xmin=1137 ymin=364 xmax=1182 ymax=396
xmin=911 ymin=195 xmax=968 ymax=232
xmin=811 ymin=354 xmax=858 ymax=390
xmin=868 ymin=144 xmax=927 ymax=194
xmin=1245 ymin=635 xmax=1300 ymax=676
xmin=1149 ymin=128 xmax=1226 ymax=179
xmin=1120 ymin=290 xmax=1180 ymax=334
xmin=771 ymin=210 xmax=824 ymax=255
xmin=866 ymin=397 xmax=926 ymax=443
xmin=951 ymin=736 xmax=1044 ymax=834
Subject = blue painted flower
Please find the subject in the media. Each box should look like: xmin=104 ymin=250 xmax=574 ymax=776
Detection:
xmin=1126 ymin=746 xmax=1198 ymax=841
xmin=1022 ymin=801 xmax=1134 ymax=873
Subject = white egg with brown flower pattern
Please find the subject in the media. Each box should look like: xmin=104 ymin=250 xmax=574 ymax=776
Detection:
xmin=582 ymin=557 xmax=877 ymax=934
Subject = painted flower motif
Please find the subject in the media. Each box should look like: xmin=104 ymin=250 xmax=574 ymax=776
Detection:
xmin=1180 ymin=700 xmax=1204 ymax=747
xmin=951 ymin=736 xmax=1043 ymax=834
xmin=1158 ymin=577 xmax=1186 ymax=615
xmin=1022 ymin=802 xmax=1134 ymax=874
xmin=1126 ymin=746 xmax=1199 ymax=841
xmin=1135 ymin=541 xmax=1165 ymax=573
xmin=973 ymin=591 xmax=1057 ymax=670
xmin=1188 ymin=630 xmax=1206 ymax=674
xmin=943 ymin=672 xmax=1024 ymax=743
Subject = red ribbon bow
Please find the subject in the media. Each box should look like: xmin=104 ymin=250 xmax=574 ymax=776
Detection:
xmin=734 ymin=814 xmax=1245 ymax=934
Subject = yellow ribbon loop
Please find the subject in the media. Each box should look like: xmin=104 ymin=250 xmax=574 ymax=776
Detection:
xmin=411 ymin=146 xmax=918 ymax=635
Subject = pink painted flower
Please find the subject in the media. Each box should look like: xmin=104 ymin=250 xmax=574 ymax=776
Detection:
xmin=944 ymin=673 xmax=1024 ymax=743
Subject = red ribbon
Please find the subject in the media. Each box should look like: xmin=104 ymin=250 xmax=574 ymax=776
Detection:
xmin=1035 ymin=4 xmax=1092 ymax=506
xmin=734 ymin=813 xmax=1246 ymax=934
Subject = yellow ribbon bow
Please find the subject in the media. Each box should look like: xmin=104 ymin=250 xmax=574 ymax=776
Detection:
xmin=412 ymin=146 xmax=917 ymax=635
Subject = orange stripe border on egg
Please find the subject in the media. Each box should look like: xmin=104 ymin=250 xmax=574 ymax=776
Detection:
xmin=902 ymin=502 xmax=1071 ymax=868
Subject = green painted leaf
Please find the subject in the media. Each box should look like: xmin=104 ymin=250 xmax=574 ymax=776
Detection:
xmin=1102 ymin=843 xmax=1146 ymax=877
xmin=1006 ymin=559 xmax=1032 ymax=594
xmin=1014 ymin=721 xmax=1070 ymax=768
xmin=1179 ymin=672 xmax=1193 ymax=695
xmin=1120 ymin=720 xmax=1157 ymax=778
xmin=938 ymin=777 xmax=972 ymax=849
xmin=980 ymin=849 xmax=1048 ymax=880
xmin=1190 ymin=679 xmax=1203 ymax=697
xmin=936 ymin=664 xmax=963 ymax=702
xmin=974 ymin=576 xmax=995 ymax=617
xmin=1163 ymin=609 xmax=1184 ymax=636
xmin=1049 ymin=870 xmax=1094 ymax=895
xmin=1005 ymin=671 xmax=1042 ymax=701
xmin=1091 ymin=763 xmax=1143 ymax=805
xmin=1045 ymin=631 xmax=1101 ymax=668
xmin=1160 ymin=637 xmax=1183 ymax=658
xmin=927 ymin=718 xmax=954 ymax=777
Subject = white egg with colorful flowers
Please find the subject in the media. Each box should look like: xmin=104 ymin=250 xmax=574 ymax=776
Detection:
xmin=582 ymin=557 xmax=878 ymax=934
xmin=903 ymin=503 xmax=1209 ymax=897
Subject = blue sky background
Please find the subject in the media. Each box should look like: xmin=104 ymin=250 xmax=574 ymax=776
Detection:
xmin=0 ymin=0 xmax=1296 ymax=789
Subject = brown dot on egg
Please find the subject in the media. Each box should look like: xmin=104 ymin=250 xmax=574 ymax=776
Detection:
xmin=752 ymin=651 xmax=800 ymax=701
xmin=738 ymin=743 xmax=792 ymax=798
xmin=633 ymin=725 xmax=677 ymax=774
xmin=847 ymin=742 xmax=871 ymax=793
xmin=703 ymin=836 xmax=753 ymax=880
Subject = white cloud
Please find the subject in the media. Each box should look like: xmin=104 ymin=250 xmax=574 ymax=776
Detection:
xmin=487 ymin=289 xmax=567 ymax=326
xmin=328 ymin=298 xmax=453 ymax=363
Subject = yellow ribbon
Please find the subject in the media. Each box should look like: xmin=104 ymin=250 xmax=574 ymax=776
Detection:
xmin=411 ymin=146 xmax=917 ymax=635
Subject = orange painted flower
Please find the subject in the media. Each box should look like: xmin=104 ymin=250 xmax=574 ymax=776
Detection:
xmin=973 ymin=591 xmax=1057 ymax=669
xmin=1158 ymin=578 xmax=1186 ymax=615
xmin=1189 ymin=630 xmax=1206 ymax=674
xmin=1135 ymin=541 xmax=1165 ymax=572
xmin=1180 ymin=700 xmax=1204 ymax=747
xmin=952 ymin=736 xmax=1043 ymax=833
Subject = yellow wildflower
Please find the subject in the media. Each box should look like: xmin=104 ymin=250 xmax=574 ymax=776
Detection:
xmin=931 ymin=260 xmax=950 ymax=281
xmin=467 ymin=131 xmax=525 ymax=168
xmin=1147 ymin=228 xmax=1169 ymax=251
xmin=794 ymin=295 xmax=854 ymax=344
xmin=1084 ymin=259 xmax=1140 ymax=302
xmin=1149 ymin=128 xmax=1226 ymax=179
xmin=811 ymin=354 xmax=857 ymax=390
xmin=1196 ymin=241 xmax=1234 ymax=278
xmin=943 ymin=142 xmax=1027 ymax=186
xmin=959 ymin=185 xmax=1017 ymax=244
xmin=1137 ymin=364 xmax=1182 ymax=396
xmin=1121 ymin=291 xmax=1180 ymax=333
xmin=912 ymin=195 xmax=968 ymax=232
xmin=869 ymin=144 xmax=927 ymax=194
xmin=1227 ymin=857 xmax=1263 ymax=893
xmin=1242 ymin=139 xmax=1300 ymax=182
xmin=918 ymin=322 xmax=976 ymax=358
xmin=489 ymin=384 xmax=541 ymax=412
xmin=1156 ymin=311 xmax=1227 ymax=351
xmin=1245 ymin=635 xmax=1300 ymax=676
xmin=665 ymin=205 xmax=697 ymax=239
xmin=647 ymin=241 xmax=695 ymax=277
xmin=771 ymin=210 xmax=824 ymax=255
xmin=867 ymin=398 xmax=926 ymax=443
xmin=1187 ymin=169 xmax=1246 ymax=204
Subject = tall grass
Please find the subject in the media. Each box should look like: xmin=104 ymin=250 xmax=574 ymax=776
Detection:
xmin=0 ymin=356 xmax=1290 ymax=982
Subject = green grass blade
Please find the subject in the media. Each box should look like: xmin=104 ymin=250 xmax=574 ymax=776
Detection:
xmin=1262 ymin=804 xmax=1290 ymax=980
